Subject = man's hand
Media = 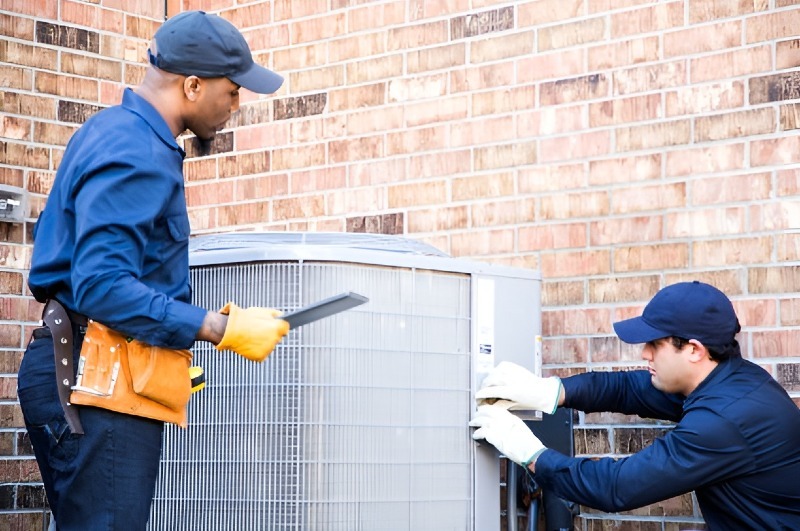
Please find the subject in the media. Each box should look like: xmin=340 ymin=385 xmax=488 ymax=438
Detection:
xmin=469 ymin=402 xmax=546 ymax=467
xmin=475 ymin=361 xmax=562 ymax=414
xmin=215 ymin=303 xmax=289 ymax=362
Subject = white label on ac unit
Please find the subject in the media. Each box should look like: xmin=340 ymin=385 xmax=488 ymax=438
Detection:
xmin=475 ymin=277 xmax=495 ymax=373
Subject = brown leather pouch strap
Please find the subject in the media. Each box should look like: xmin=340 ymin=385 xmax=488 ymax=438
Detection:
xmin=42 ymin=300 xmax=84 ymax=435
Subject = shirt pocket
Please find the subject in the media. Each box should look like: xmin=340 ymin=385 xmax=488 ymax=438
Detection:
xmin=166 ymin=214 xmax=190 ymax=242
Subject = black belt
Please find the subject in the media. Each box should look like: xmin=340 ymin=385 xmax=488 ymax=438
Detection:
xmin=42 ymin=300 xmax=85 ymax=434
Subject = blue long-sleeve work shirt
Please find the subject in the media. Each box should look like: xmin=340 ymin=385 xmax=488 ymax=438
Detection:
xmin=28 ymin=89 xmax=207 ymax=349
xmin=534 ymin=355 xmax=800 ymax=529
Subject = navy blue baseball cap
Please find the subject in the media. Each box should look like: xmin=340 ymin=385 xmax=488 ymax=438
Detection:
xmin=148 ymin=10 xmax=284 ymax=94
xmin=613 ymin=281 xmax=740 ymax=350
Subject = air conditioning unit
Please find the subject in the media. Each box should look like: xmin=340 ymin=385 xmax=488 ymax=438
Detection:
xmin=148 ymin=232 xmax=542 ymax=531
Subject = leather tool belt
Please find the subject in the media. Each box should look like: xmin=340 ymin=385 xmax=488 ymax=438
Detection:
xmin=69 ymin=320 xmax=193 ymax=428
xmin=42 ymin=299 xmax=85 ymax=434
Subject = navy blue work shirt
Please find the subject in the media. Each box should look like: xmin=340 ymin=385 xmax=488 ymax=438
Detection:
xmin=28 ymin=88 xmax=207 ymax=349
xmin=534 ymin=355 xmax=800 ymax=529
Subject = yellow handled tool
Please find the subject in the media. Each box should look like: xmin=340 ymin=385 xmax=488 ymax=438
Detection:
xmin=189 ymin=366 xmax=205 ymax=393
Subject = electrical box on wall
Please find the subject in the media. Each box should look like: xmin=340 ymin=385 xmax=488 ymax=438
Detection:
xmin=0 ymin=184 xmax=28 ymax=223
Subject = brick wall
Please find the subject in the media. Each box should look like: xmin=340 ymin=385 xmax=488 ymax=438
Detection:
xmin=3 ymin=0 xmax=800 ymax=529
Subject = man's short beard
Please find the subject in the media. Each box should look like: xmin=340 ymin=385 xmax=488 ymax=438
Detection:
xmin=196 ymin=137 xmax=213 ymax=157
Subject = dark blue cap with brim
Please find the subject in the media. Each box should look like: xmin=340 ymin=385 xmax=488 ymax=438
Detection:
xmin=613 ymin=281 xmax=740 ymax=350
xmin=148 ymin=10 xmax=283 ymax=95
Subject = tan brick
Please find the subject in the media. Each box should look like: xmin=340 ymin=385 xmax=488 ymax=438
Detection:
xmin=1 ymin=142 xmax=49 ymax=170
xmin=474 ymin=140 xmax=537 ymax=170
xmin=386 ymin=125 xmax=448 ymax=156
xmin=590 ymin=0 xmax=655 ymax=12
xmin=518 ymin=0 xmax=583 ymax=26
xmin=591 ymin=216 xmax=663 ymax=245
xmin=405 ymin=95 xmax=466 ymax=128
xmin=329 ymin=135 xmax=383 ymax=163
xmin=542 ymin=280 xmax=585 ymax=307
xmin=612 ymin=183 xmax=686 ymax=215
xmin=541 ymin=250 xmax=612 ymax=279
xmin=291 ymin=12 xmax=346 ymax=44
xmin=248 ymin=23 xmax=292 ymax=53
xmin=780 ymin=103 xmax=800 ymax=131
xmin=387 ymin=20 xmax=448 ymax=51
xmin=519 ymin=222 xmax=587 ymax=251
xmin=541 ymin=191 xmax=609 ymax=220
xmin=0 ymin=116 xmax=31 ymax=141
xmin=124 ymin=14 xmax=160 ymax=40
xmin=778 ymin=168 xmax=800 ymax=196
xmin=0 ymin=12 xmax=34 ymax=40
xmin=271 ymin=145 xmax=325 ymax=171
xmin=540 ymin=131 xmax=611 ymax=163
xmin=451 ymin=228 xmax=515 ymax=257
xmin=218 ymin=151 xmax=271 ymax=178
xmin=330 ymin=31 xmax=385 ymax=63
xmin=3 ymin=0 xmax=57 ymax=18
xmin=614 ymin=244 xmax=689 ymax=273
xmin=752 ymin=330 xmax=800 ymax=358
xmin=33 ymin=121 xmax=78 ymax=146
xmin=665 ymin=80 xmax=745 ymax=117
xmin=216 ymin=202 xmax=270 ymax=227
xmin=589 ymin=275 xmax=662 ymax=303
xmin=751 ymin=136 xmax=800 ymax=167
xmin=452 ymin=173 xmax=514 ymax=202
xmin=288 ymin=167 xmax=345 ymax=194
xmin=746 ymin=8 xmax=800 ymax=43
xmin=35 ymin=72 xmax=98 ymax=101
xmin=518 ymin=105 xmax=586 ymax=137
xmin=616 ymin=120 xmax=691 ymax=151
xmin=519 ymin=163 xmax=585 ymax=193
xmin=471 ymin=31 xmax=535 ymax=62
xmin=471 ymin=198 xmax=536 ymax=228
xmin=327 ymin=83 xmax=384 ymax=112
xmin=274 ymin=195 xmax=325 ymax=221
xmin=696 ymin=108 xmax=775 ymax=142
xmin=666 ymin=207 xmax=747 ymax=238
xmin=543 ymin=306 xmax=613 ymax=335
xmin=589 ymin=94 xmax=661 ymax=127
xmin=408 ymin=43 xmax=466 ymax=74
xmin=733 ymin=298 xmax=776 ymax=328
xmin=327 ymin=186 xmax=385 ymax=216
xmin=750 ymin=200 xmax=800 ymax=232
xmin=1 ymin=92 xmax=56 ymax=121
xmin=408 ymin=205 xmax=469 ymax=233
xmin=388 ymin=73 xmax=447 ymax=103
xmin=693 ymin=237 xmax=772 ymax=267
xmin=664 ymin=270 xmax=744 ymax=295
xmin=778 ymin=232 xmax=800 ymax=261
xmin=777 ymin=38 xmax=800 ymax=69
xmin=451 ymin=115 xmax=516 ymax=147
xmin=273 ymin=42 xmax=326 ymax=71
xmin=749 ymin=265 xmax=800 ymax=294
xmin=472 ymin=85 xmax=535 ymax=116
xmin=100 ymin=34 xmax=125 ymax=60
xmin=690 ymin=45 xmax=771 ymax=83
xmin=539 ymin=18 xmax=606 ymax=52
xmin=689 ymin=0 xmax=767 ymax=23
xmin=289 ymin=65 xmax=344 ymax=92
xmin=665 ymin=144 xmax=746 ymax=177
xmin=0 ymin=65 xmax=33 ymax=91
xmin=61 ymin=52 xmax=122 ymax=82
xmin=0 ymin=168 xmax=24 ymax=188
xmin=589 ymin=36 xmax=659 ymax=70
xmin=611 ymin=2 xmax=684 ymax=38
xmin=589 ymin=154 xmax=661 ymax=185
xmin=346 ymin=54 xmax=403 ymax=84
xmin=346 ymin=107 xmax=403 ymax=135
xmin=780 ymin=298 xmax=800 ymax=325
xmin=518 ymin=48 xmax=584 ymax=83
xmin=450 ymin=62 xmax=515 ymax=93
xmin=615 ymin=61 xmax=687 ymax=95
xmin=186 ymin=181 xmax=234 ymax=207
xmin=541 ymin=74 xmax=608 ymax=105
xmin=664 ymin=21 xmax=742 ymax=58
xmin=348 ymin=1 xmax=405 ymax=32
xmin=388 ymin=180 xmax=448 ymax=208
xmin=62 ymin=2 xmax=124 ymax=33
xmin=349 ymin=158 xmax=407 ymax=187
xmin=691 ymin=172 xmax=772 ymax=206
xmin=0 ymin=41 xmax=57 ymax=70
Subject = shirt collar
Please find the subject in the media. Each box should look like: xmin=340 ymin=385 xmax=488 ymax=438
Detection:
xmin=684 ymin=354 xmax=743 ymax=407
xmin=121 ymin=88 xmax=186 ymax=158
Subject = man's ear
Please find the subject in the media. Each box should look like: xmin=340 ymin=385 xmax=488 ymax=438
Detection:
xmin=184 ymin=75 xmax=202 ymax=101
xmin=687 ymin=339 xmax=708 ymax=362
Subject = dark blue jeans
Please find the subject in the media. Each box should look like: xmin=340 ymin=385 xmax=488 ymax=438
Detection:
xmin=18 ymin=328 xmax=164 ymax=531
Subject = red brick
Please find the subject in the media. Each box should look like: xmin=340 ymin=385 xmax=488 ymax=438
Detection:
xmin=778 ymin=232 xmax=800 ymax=261
xmin=472 ymin=31 xmax=535 ymax=62
xmin=290 ymin=65 xmax=344 ymax=92
xmin=452 ymin=173 xmax=514 ymax=201
xmin=349 ymin=159 xmax=408 ymax=187
xmin=780 ymin=298 xmax=800 ymax=326
xmin=0 ymin=12 xmax=34 ymax=40
xmin=750 ymin=201 xmax=800 ymax=232
xmin=407 ymin=43 xmax=466 ymax=74
xmin=450 ymin=229 xmax=514 ymax=257
xmin=691 ymin=172 xmax=772 ymax=206
xmin=518 ymin=105 xmax=585 ymax=137
xmin=666 ymin=81 xmax=745 ymax=117
xmin=518 ymin=0 xmax=583 ymax=26
xmin=695 ymin=108 xmax=775 ymax=141
xmin=520 ymin=163 xmax=586 ymax=193
xmin=612 ymin=183 xmax=686 ymax=215
xmin=749 ymin=265 xmax=800 ymax=294
xmin=690 ymin=45 xmax=772 ymax=83
xmin=542 ymin=280 xmax=585 ymax=307
xmin=517 ymin=48 xmax=584 ymax=83
xmin=746 ymin=8 xmax=800 ymax=43
xmin=540 ymin=191 xmax=609 ymax=220
xmin=405 ymin=96 xmax=470 ymax=127
xmin=472 ymin=85 xmax=535 ymax=116
xmin=471 ymin=199 xmax=536 ymax=228
xmin=388 ymin=180 xmax=448 ymax=208
xmin=348 ymin=1 xmax=405 ymax=32
xmin=271 ymin=145 xmax=325 ymax=171
xmin=450 ymin=116 xmax=516 ymax=147
xmin=450 ymin=61 xmax=515 ymax=92
xmin=543 ymin=307 xmax=613 ymax=335
xmin=589 ymin=37 xmax=659 ymax=70
xmin=666 ymin=207 xmax=747 ymax=238
xmin=475 ymin=141 xmax=538 ymax=170
xmin=519 ymin=223 xmax=587 ymax=251
xmin=616 ymin=120 xmax=691 ymax=151
xmin=408 ymin=205 xmax=469 ymax=233
xmin=589 ymin=94 xmax=661 ymax=127
xmin=541 ymin=249 xmax=612 ymax=278
xmin=387 ymin=20 xmax=448 ymax=51
xmin=752 ymin=330 xmax=800 ymax=358
xmin=664 ymin=21 xmax=742 ymax=58
xmin=736 ymin=299 xmax=777 ymax=328
xmin=539 ymin=18 xmax=606 ymax=52
xmin=693 ymin=237 xmax=772 ymax=267
xmin=329 ymin=135 xmax=383 ymax=163
xmin=615 ymin=61 xmax=687 ymax=95
xmin=751 ymin=136 xmax=800 ymax=167
xmin=539 ymin=131 xmax=611 ymax=163
xmin=777 ymin=38 xmax=800 ymax=69
xmin=614 ymin=244 xmax=689 ymax=272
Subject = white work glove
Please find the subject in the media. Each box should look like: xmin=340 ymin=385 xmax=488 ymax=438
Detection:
xmin=475 ymin=361 xmax=562 ymax=414
xmin=469 ymin=402 xmax=546 ymax=467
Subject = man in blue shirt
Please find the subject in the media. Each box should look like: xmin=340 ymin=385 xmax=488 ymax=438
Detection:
xmin=471 ymin=281 xmax=800 ymax=529
xmin=18 ymin=11 xmax=289 ymax=530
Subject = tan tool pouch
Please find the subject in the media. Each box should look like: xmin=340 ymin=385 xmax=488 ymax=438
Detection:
xmin=69 ymin=321 xmax=192 ymax=428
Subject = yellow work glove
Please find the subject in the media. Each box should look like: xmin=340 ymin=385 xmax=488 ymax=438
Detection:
xmin=215 ymin=302 xmax=290 ymax=362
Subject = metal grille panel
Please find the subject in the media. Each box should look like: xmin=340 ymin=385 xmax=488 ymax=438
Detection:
xmin=149 ymin=261 xmax=472 ymax=530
